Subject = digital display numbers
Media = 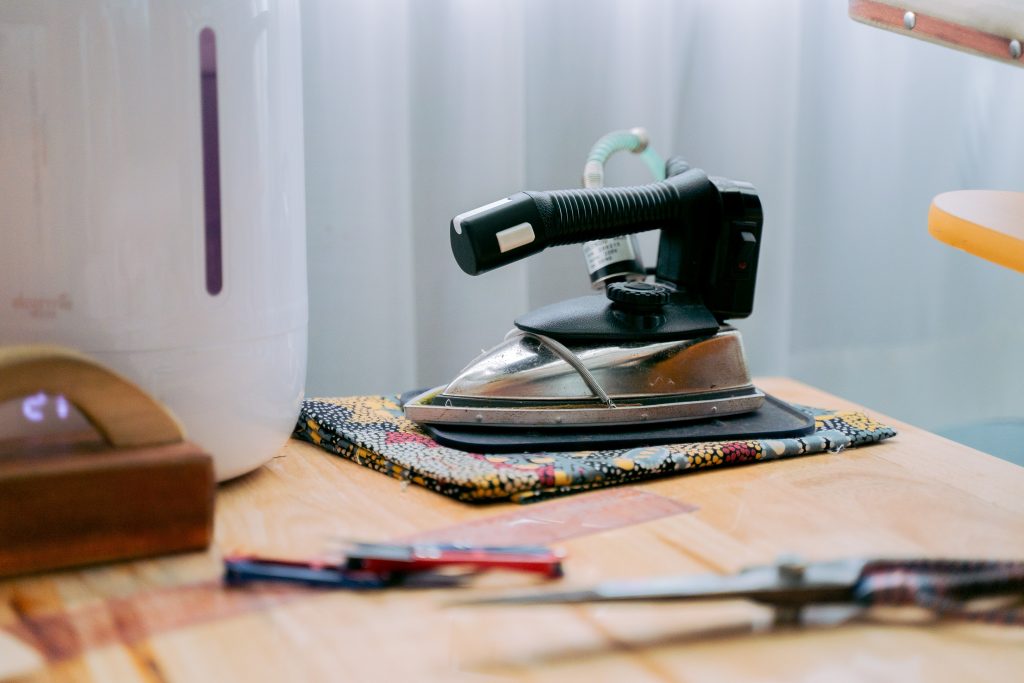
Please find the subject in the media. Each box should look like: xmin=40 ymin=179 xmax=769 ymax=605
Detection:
xmin=0 ymin=392 xmax=85 ymax=439
xmin=21 ymin=392 xmax=71 ymax=422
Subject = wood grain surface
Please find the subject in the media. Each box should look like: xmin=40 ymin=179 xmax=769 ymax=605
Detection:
xmin=2 ymin=378 xmax=1023 ymax=682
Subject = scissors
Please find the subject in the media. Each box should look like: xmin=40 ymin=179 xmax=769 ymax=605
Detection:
xmin=458 ymin=557 xmax=1024 ymax=626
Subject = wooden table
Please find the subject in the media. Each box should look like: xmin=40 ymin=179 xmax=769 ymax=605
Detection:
xmin=3 ymin=378 xmax=1024 ymax=682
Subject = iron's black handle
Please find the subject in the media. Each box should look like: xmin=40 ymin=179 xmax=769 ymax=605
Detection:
xmin=450 ymin=163 xmax=719 ymax=276
xmin=450 ymin=157 xmax=763 ymax=321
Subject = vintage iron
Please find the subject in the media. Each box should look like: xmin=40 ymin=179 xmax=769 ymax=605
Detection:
xmin=404 ymin=154 xmax=814 ymax=452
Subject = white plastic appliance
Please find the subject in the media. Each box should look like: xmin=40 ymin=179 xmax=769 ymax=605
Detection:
xmin=0 ymin=0 xmax=308 ymax=480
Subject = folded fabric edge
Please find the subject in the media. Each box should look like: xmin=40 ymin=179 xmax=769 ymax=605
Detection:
xmin=293 ymin=417 xmax=869 ymax=504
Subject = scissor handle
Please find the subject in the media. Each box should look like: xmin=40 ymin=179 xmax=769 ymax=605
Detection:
xmin=855 ymin=559 xmax=1024 ymax=625
xmin=223 ymin=556 xmax=388 ymax=589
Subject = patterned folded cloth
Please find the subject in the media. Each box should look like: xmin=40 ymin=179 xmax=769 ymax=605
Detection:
xmin=293 ymin=396 xmax=896 ymax=504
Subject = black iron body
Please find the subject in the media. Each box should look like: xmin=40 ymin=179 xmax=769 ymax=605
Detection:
xmin=449 ymin=157 xmax=764 ymax=340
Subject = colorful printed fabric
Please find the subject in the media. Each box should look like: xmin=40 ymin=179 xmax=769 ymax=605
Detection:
xmin=293 ymin=397 xmax=896 ymax=504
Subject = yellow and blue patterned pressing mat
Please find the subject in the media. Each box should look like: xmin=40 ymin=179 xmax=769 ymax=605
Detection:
xmin=293 ymin=397 xmax=896 ymax=504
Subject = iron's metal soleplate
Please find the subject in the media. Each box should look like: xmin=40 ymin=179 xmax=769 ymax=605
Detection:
xmin=403 ymin=386 xmax=764 ymax=429
xmin=400 ymin=392 xmax=815 ymax=454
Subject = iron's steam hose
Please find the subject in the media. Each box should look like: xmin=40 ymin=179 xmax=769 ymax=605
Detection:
xmin=580 ymin=128 xmax=666 ymax=287
xmin=582 ymin=128 xmax=666 ymax=189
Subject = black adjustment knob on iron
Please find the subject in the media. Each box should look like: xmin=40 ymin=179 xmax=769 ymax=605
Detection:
xmin=606 ymin=281 xmax=671 ymax=313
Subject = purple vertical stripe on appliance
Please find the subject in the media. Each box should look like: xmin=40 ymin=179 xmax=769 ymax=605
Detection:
xmin=199 ymin=27 xmax=222 ymax=295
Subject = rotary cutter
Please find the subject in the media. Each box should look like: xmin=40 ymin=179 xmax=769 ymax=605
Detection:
xmin=404 ymin=133 xmax=815 ymax=452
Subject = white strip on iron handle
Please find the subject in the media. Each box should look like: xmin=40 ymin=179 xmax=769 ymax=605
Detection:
xmin=452 ymin=196 xmax=512 ymax=235
xmin=496 ymin=222 xmax=536 ymax=253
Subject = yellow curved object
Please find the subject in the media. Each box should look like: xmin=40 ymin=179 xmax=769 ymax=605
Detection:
xmin=929 ymin=190 xmax=1024 ymax=274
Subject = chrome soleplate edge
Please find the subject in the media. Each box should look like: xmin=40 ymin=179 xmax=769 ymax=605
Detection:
xmin=403 ymin=387 xmax=765 ymax=428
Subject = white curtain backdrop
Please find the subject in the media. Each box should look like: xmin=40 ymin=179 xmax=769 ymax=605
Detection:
xmin=301 ymin=0 xmax=1024 ymax=436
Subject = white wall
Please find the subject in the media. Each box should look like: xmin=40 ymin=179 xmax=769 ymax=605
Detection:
xmin=301 ymin=0 xmax=1024 ymax=435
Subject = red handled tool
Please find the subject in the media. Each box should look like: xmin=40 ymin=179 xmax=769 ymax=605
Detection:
xmin=224 ymin=542 xmax=564 ymax=589
xmin=344 ymin=542 xmax=564 ymax=579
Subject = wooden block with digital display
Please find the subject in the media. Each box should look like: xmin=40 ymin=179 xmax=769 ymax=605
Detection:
xmin=0 ymin=345 xmax=215 ymax=578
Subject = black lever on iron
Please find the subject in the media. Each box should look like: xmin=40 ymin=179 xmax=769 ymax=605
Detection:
xmin=449 ymin=157 xmax=764 ymax=320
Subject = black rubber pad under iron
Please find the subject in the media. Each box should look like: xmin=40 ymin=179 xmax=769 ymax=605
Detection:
xmin=401 ymin=390 xmax=814 ymax=453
